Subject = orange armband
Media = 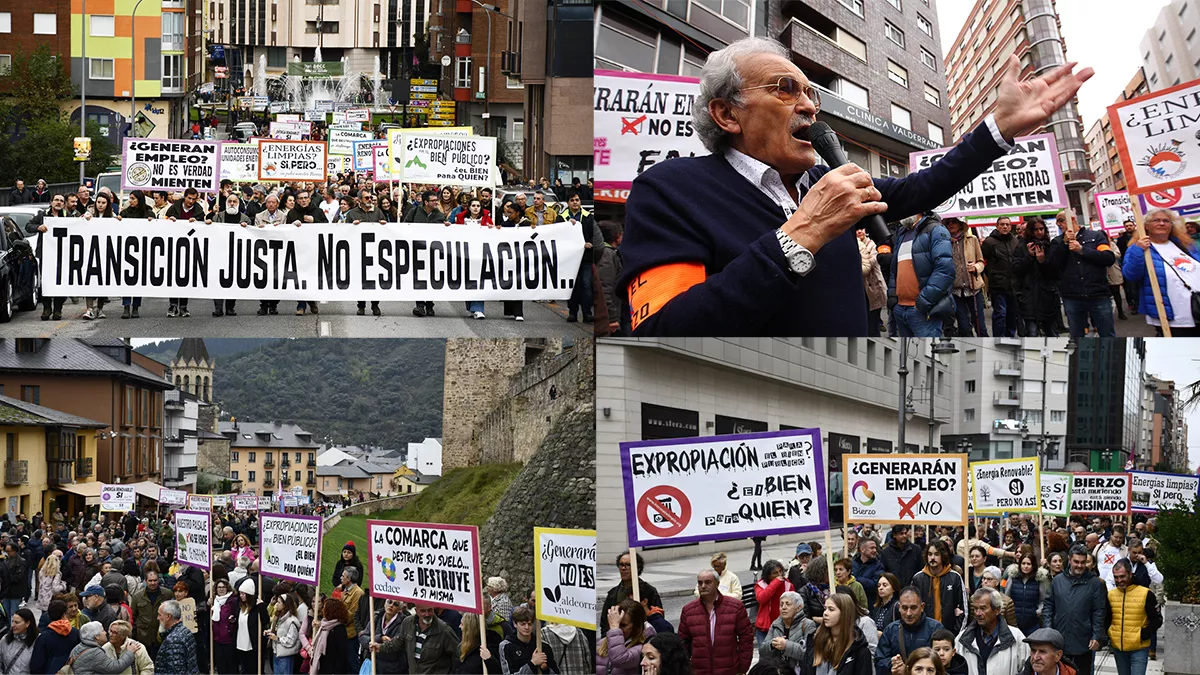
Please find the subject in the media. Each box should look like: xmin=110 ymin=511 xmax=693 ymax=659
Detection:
xmin=627 ymin=262 xmax=707 ymax=331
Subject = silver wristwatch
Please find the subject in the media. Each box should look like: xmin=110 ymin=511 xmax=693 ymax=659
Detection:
xmin=776 ymin=228 xmax=815 ymax=276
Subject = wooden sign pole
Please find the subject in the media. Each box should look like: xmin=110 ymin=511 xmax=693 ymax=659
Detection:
xmin=1129 ymin=199 xmax=1172 ymax=336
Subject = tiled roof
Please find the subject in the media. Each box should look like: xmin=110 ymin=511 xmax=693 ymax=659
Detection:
xmin=0 ymin=339 xmax=171 ymax=389
xmin=0 ymin=394 xmax=107 ymax=428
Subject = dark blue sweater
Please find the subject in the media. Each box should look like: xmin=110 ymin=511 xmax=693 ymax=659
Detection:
xmin=29 ymin=625 xmax=80 ymax=675
xmin=617 ymin=120 xmax=1009 ymax=335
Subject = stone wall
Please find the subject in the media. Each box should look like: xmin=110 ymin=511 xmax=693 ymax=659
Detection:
xmin=320 ymin=493 xmax=420 ymax=534
xmin=478 ymin=402 xmax=596 ymax=601
xmin=196 ymin=403 xmax=231 ymax=479
xmin=478 ymin=339 xmax=595 ymax=464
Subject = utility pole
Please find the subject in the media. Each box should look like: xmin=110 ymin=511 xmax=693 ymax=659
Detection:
xmin=897 ymin=338 xmax=909 ymax=454
xmin=131 ymin=0 xmax=147 ymax=138
xmin=80 ymin=0 xmax=88 ymax=185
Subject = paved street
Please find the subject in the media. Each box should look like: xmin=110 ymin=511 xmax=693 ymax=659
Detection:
xmin=0 ymin=298 xmax=592 ymax=337
xmin=912 ymin=299 xmax=1158 ymax=338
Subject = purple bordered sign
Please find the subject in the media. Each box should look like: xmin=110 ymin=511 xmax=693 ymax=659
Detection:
xmin=366 ymin=520 xmax=483 ymax=614
xmin=257 ymin=512 xmax=324 ymax=586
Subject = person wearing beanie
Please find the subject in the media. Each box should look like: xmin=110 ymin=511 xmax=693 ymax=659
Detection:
xmin=331 ymin=541 xmax=364 ymax=591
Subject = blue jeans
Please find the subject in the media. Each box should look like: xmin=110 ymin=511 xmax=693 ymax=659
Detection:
xmin=1112 ymin=648 xmax=1149 ymax=675
xmin=953 ymin=292 xmax=988 ymax=336
xmin=346 ymin=645 xmax=361 ymax=674
xmin=2 ymin=599 xmax=19 ymax=625
xmin=568 ymin=263 xmax=594 ymax=319
xmin=990 ymin=290 xmax=1019 ymax=337
xmin=273 ymin=654 xmax=294 ymax=675
xmin=121 ymin=297 xmax=141 ymax=307
xmin=893 ymin=304 xmax=944 ymax=336
xmin=465 ymin=300 xmax=485 ymax=313
xmin=755 ymin=629 xmax=767 ymax=647
xmin=1062 ymin=296 xmax=1116 ymax=337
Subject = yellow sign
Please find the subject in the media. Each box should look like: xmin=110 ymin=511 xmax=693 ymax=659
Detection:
xmin=73 ymin=137 xmax=92 ymax=162
xmin=411 ymin=93 xmax=438 ymax=100
xmin=410 ymin=78 xmax=438 ymax=86
xmin=430 ymin=113 xmax=456 ymax=120
xmin=428 ymin=120 xmax=457 ymax=127
xmin=431 ymin=100 xmax=457 ymax=108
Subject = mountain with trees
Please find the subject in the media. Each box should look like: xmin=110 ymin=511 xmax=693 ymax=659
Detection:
xmin=135 ymin=338 xmax=283 ymax=365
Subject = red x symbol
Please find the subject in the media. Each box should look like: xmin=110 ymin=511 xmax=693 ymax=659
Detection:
xmin=898 ymin=494 xmax=921 ymax=519
xmin=621 ymin=115 xmax=647 ymax=135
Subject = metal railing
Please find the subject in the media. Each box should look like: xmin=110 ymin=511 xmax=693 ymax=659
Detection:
xmin=993 ymin=391 xmax=1021 ymax=404
xmin=75 ymin=457 xmax=93 ymax=478
xmin=5 ymin=461 xmax=27 ymax=486
xmin=994 ymin=361 xmax=1023 ymax=376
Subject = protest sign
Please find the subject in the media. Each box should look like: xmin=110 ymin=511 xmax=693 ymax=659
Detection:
xmin=174 ymin=510 xmax=212 ymax=570
xmin=213 ymin=494 xmax=231 ymax=508
xmin=970 ymin=458 xmax=1039 ymax=514
xmin=220 ymin=143 xmax=259 ymax=182
xmin=187 ymin=494 xmax=212 ymax=512
xmin=304 ymin=109 xmax=325 ymax=122
xmin=331 ymin=111 xmax=347 ymax=125
xmin=346 ymin=108 xmax=371 ymax=122
xmin=843 ymin=454 xmax=967 ymax=525
xmin=259 ymin=513 xmax=323 ymax=585
xmin=1108 ymin=78 xmax=1200 ymax=195
xmin=593 ymin=70 xmax=707 ymax=200
xmin=122 ymin=139 xmax=221 ymax=193
xmin=234 ymin=494 xmax=259 ymax=511
xmin=386 ymin=126 xmax=471 ymax=173
xmin=1136 ymin=184 xmax=1200 ymax=217
xmin=1070 ymin=473 xmax=1132 ymax=514
xmin=374 ymin=145 xmax=397 ymax=181
xmin=367 ymin=520 xmax=483 ymax=613
xmin=258 ymin=495 xmax=273 ymax=511
xmin=179 ymin=597 xmax=197 ymax=633
xmin=353 ymin=139 xmax=387 ymax=172
xmin=619 ymin=429 xmax=828 ymax=547
xmin=397 ymin=132 xmax=495 ymax=187
xmin=100 ymin=484 xmax=136 ymax=512
xmin=327 ymin=155 xmax=350 ymax=177
xmin=1130 ymin=470 xmax=1200 ymax=512
xmin=908 ymin=133 xmax=1067 ymax=218
xmin=533 ymin=527 xmax=596 ymax=630
xmin=40 ymin=218 xmax=585 ymax=301
xmin=270 ymin=102 xmax=288 ymax=114
xmin=269 ymin=122 xmax=305 ymax=140
xmin=258 ymin=140 xmax=327 ymax=182
xmin=1041 ymin=472 xmax=1072 ymax=517
xmin=276 ymin=113 xmax=300 ymax=123
xmin=159 ymin=488 xmax=188 ymax=507
xmin=1094 ymin=191 xmax=1135 ymax=233
xmin=329 ymin=129 xmax=373 ymax=155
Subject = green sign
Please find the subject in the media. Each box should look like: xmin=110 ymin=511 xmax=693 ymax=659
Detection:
xmin=287 ymin=62 xmax=345 ymax=78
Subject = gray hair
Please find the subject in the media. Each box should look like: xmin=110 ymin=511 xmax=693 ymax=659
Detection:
xmin=694 ymin=37 xmax=791 ymax=153
xmin=698 ymin=568 xmax=719 ymax=582
xmin=343 ymin=567 xmax=359 ymax=584
xmin=485 ymin=576 xmax=508 ymax=592
xmin=780 ymin=590 xmax=803 ymax=607
xmin=236 ymin=555 xmax=251 ymax=571
xmin=80 ymin=621 xmax=105 ymax=642
xmin=971 ymin=587 xmax=1003 ymax=610
xmin=160 ymin=599 xmax=182 ymax=621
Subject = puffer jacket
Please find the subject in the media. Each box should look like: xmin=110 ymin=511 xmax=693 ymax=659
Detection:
xmin=860 ymin=236 xmax=888 ymax=311
xmin=954 ymin=619 xmax=1029 ymax=675
xmin=599 ymin=623 xmax=657 ymax=675
xmin=852 ymin=554 xmax=885 ymax=606
xmin=1011 ymin=240 xmax=1061 ymax=322
xmin=1046 ymin=228 xmax=1116 ymax=298
xmin=1041 ymin=568 xmax=1107 ymax=654
xmin=758 ymin=615 xmax=817 ymax=670
xmin=981 ymin=230 xmax=1022 ymax=292
xmin=65 ymin=635 xmax=136 ymax=675
xmin=1121 ymin=236 xmax=1200 ymax=321
xmin=874 ymin=615 xmax=943 ymax=675
xmin=1004 ymin=566 xmax=1050 ymax=634
xmin=677 ymin=594 xmax=754 ymax=675
xmin=270 ymin=612 xmax=302 ymax=657
xmin=1106 ymin=239 xmax=1124 ymax=285
xmin=800 ymin=626 xmax=874 ymax=675
xmin=887 ymin=217 xmax=955 ymax=318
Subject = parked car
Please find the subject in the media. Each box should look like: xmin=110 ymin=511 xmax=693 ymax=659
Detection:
xmin=0 ymin=215 xmax=40 ymax=321
xmin=232 ymin=122 xmax=259 ymax=141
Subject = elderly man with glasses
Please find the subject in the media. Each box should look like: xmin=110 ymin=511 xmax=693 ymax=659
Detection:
xmin=616 ymin=36 xmax=1092 ymax=336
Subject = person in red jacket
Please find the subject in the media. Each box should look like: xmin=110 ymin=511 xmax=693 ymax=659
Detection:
xmin=679 ymin=568 xmax=753 ymax=675
xmin=755 ymin=560 xmax=794 ymax=646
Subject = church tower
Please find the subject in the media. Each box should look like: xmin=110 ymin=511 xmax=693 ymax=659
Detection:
xmin=170 ymin=338 xmax=215 ymax=402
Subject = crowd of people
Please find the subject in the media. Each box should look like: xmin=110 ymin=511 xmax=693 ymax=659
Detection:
xmin=9 ymin=172 xmax=600 ymax=324
xmin=601 ymin=514 xmax=1166 ymax=675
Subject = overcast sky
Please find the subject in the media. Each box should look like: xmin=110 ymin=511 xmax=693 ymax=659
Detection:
xmin=937 ymin=0 xmax=1169 ymax=132
xmin=1143 ymin=340 xmax=1200 ymax=472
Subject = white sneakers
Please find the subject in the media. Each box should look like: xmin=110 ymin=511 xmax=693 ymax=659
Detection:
xmin=472 ymin=311 xmax=486 ymax=320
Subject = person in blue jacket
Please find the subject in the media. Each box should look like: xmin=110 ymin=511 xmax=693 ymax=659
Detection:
xmin=852 ymin=539 xmax=886 ymax=607
xmin=886 ymin=214 xmax=956 ymax=336
xmin=875 ymin=588 xmax=943 ymax=675
xmin=1121 ymin=207 xmax=1200 ymax=337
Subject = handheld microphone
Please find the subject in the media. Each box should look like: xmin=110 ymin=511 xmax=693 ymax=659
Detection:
xmin=806 ymin=122 xmax=892 ymax=245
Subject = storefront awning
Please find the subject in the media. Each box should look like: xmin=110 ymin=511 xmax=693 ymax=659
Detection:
xmin=53 ymin=481 xmax=165 ymax=506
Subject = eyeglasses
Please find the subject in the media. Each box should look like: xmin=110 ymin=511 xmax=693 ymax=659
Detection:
xmin=1146 ymin=218 xmax=1173 ymax=224
xmin=617 ymin=562 xmax=631 ymax=569
xmin=741 ymin=76 xmax=821 ymax=111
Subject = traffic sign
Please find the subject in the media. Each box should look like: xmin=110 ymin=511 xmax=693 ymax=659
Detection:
xmin=428 ymin=120 xmax=457 ymax=126
xmin=410 ymin=78 xmax=438 ymax=86
xmin=410 ymin=85 xmax=438 ymax=93
xmin=411 ymin=93 xmax=437 ymax=100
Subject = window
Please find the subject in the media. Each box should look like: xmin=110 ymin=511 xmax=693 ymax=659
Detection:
xmin=595 ymin=13 xmax=657 ymax=73
xmin=249 ymin=471 xmax=256 ymax=482
xmin=965 ymin=349 xmax=977 ymax=364
xmin=885 ymin=21 xmax=904 ymax=48
xmin=847 ymin=338 xmax=858 ymax=365
xmin=91 ymin=15 xmax=115 ymax=37
xmin=924 ymin=83 xmax=940 ymax=106
xmin=0 ymin=55 xmax=9 ymax=76
xmin=296 ymin=452 xmax=301 ymax=463
xmin=232 ymin=471 xmax=239 ymax=480
xmin=1189 ymin=28 xmax=1196 ymax=45
xmin=1051 ymin=410 xmax=1066 ymax=423
xmin=456 ymin=56 xmax=472 ymax=89
xmin=305 ymin=21 xmax=339 ymax=33
xmin=1167 ymin=53 xmax=1175 ymax=66
xmin=917 ymin=13 xmax=932 ymax=37
xmin=1151 ymin=72 xmax=1159 ymax=85
xmin=887 ymin=60 xmax=908 ymax=87
xmin=1145 ymin=51 xmax=1152 ymax=63
xmin=964 ymin=380 xmax=976 ymax=393
xmin=232 ymin=452 xmax=239 ymax=463
xmin=162 ymin=12 xmax=184 ymax=50
xmin=920 ymin=47 xmax=937 ymax=71
xmin=836 ymin=0 xmax=864 ymax=16
xmin=1021 ymin=410 xmax=1043 ymax=425
xmin=1160 ymin=30 xmax=1167 ymax=43
xmin=1182 ymin=2 xmax=1189 ymax=17
xmin=879 ymin=156 xmax=907 ymax=178
xmin=249 ymin=452 xmax=257 ymax=463
xmin=267 ymin=47 xmax=287 ymax=68
xmin=1023 ymin=380 xmax=1043 ymax=393
xmin=20 ymin=386 xmax=39 ymax=405
xmin=928 ymin=122 xmax=944 ymax=145
xmin=0 ymin=13 xmax=9 ymax=33
xmin=163 ymin=54 xmax=183 ymax=89
xmin=886 ymin=0 xmax=901 ymax=9
xmin=867 ymin=341 xmax=877 ymax=371
xmin=891 ymin=103 xmax=912 ymax=130
xmin=696 ymin=0 xmax=750 ymax=28
xmin=89 ymin=58 xmax=114 ymax=80
xmin=964 ymin=409 xmax=975 ymax=422
xmin=33 ymin=13 xmax=56 ymax=34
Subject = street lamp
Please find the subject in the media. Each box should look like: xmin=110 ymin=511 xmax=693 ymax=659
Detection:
xmin=469 ymin=1 xmax=514 ymax=137
xmin=897 ymin=338 xmax=910 ymax=454
xmin=130 ymin=0 xmax=148 ymax=138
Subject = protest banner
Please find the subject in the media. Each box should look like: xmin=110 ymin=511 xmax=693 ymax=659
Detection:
xmin=258 ymin=495 xmax=273 ymax=511
xmin=386 ymin=126 xmax=471 ymax=173
xmin=346 ymin=108 xmax=371 ymax=123
xmin=269 ymin=102 xmax=288 ymax=114
xmin=366 ymin=520 xmax=483 ymax=613
xmin=1094 ymin=191 xmax=1135 ymax=234
xmin=533 ymin=527 xmax=597 ymax=630
xmin=373 ymin=145 xmax=397 ymax=181
xmin=269 ymin=122 xmax=305 ymax=140
xmin=331 ymin=111 xmax=347 ymax=125
xmin=908 ymin=133 xmax=1067 ymax=218
xmin=213 ymin=494 xmax=231 ymax=508
xmin=593 ymin=70 xmax=707 ymax=203
xmin=353 ymin=139 xmax=387 ymax=172
xmin=1069 ymin=473 xmax=1132 ymax=515
xmin=159 ymin=488 xmax=188 ymax=507
xmin=619 ymin=429 xmax=828 ymax=548
xmin=277 ymin=113 xmax=300 ymax=123
xmin=187 ymin=494 xmax=212 ymax=512
xmin=258 ymin=140 xmax=327 ymax=182
xmin=174 ymin=509 xmax=212 ymax=570
xmin=329 ymin=129 xmax=374 ymax=155
xmin=843 ymin=454 xmax=967 ymax=525
xmin=1130 ymin=470 xmax=1200 ymax=512
xmin=327 ymin=155 xmax=350 ymax=177
xmin=1040 ymin=472 xmax=1072 ymax=517
xmin=39 ymin=218 xmax=586 ymax=301
xmin=1136 ymin=184 xmax=1200 ymax=217
xmin=970 ymin=458 xmax=1040 ymax=514
xmin=397 ymin=132 xmax=495 ymax=187
xmin=100 ymin=484 xmax=136 ymax=512
xmin=259 ymin=513 xmax=323 ymax=585
xmin=220 ymin=143 xmax=260 ymax=182
xmin=122 ymin=138 xmax=221 ymax=193
xmin=234 ymin=493 xmax=259 ymax=511
xmin=304 ymin=109 xmax=325 ymax=122
xmin=1108 ymin=78 xmax=1200 ymax=195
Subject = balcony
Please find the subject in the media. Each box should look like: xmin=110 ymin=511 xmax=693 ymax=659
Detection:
xmin=306 ymin=458 xmax=316 ymax=467
xmin=5 ymin=461 xmax=27 ymax=486
xmin=306 ymin=476 xmax=316 ymax=486
xmin=994 ymin=361 xmax=1022 ymax=376
xmin=75 ymin=457 xmax=93 ymax=478
xmin=263 ymin=459 xmax=275 ymax=468
xmin=280 ymin=473 xmax=292 ymax=485
xmin=993 ymin=391 xmax=1021 ymax=406
xmin=48 ymin=460 xmax=74 ymax=486
xmin=262 ymin=478 xmax=275 ymax=488
xmin=996 ymin=337 xmax=1022 ymax=347
xmin=992 ymin=419 xmax=1024 ymax=434
xmin=281 ymin=458 xmax=291 ymax=468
